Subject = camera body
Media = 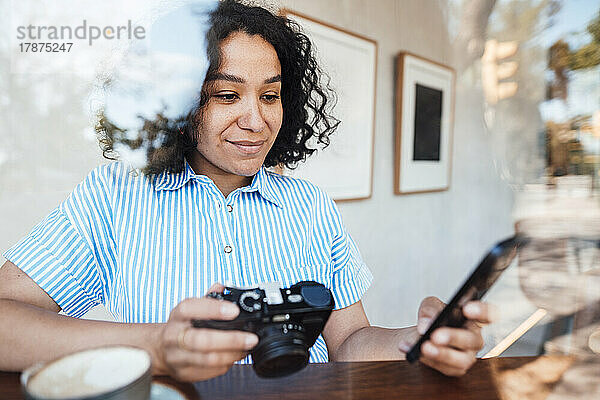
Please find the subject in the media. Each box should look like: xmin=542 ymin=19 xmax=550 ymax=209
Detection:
xmin=191 ymin=280 xmax=334 ymax=378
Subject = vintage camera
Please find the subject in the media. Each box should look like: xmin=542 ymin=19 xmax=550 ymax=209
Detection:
xmin=191 ymin=281 xmax=334 ymax=378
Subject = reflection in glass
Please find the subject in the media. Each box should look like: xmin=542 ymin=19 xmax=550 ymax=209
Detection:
xmin=453 ymin=0 xmax=600 ymax=397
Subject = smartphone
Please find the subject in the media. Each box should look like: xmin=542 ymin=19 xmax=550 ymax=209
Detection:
xmin=406 ymin=234 xmax=529 ymax=363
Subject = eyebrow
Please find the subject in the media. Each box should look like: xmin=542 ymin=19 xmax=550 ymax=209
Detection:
xmin=264 ymin=74 xmax=282 ymax=84
xmin=206 ymin=72 xmax=281 ymax=85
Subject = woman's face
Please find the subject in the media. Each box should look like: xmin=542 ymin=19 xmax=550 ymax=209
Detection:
xmin=194 ymin=31 xmax=283 ymax=179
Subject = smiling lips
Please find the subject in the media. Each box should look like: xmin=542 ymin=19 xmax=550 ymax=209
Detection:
xmin=227 ymin=139 xmax=266 ymax=155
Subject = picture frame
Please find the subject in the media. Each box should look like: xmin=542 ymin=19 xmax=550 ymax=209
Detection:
xmin=395 ymin=52 xmax=455 ymax=195
xmin=282 ymin=10 xmax=377 ymax=201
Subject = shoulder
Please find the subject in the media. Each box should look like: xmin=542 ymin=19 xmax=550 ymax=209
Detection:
xmin=264 ymin=171 xmax=338 ymax=215
xmin=87 ymin=162 xmax=153 ymax=191
xmin=64 ymin=162 xmax=154 ymax=209
xmin=266 ymin=171 xmax=330 ymax=202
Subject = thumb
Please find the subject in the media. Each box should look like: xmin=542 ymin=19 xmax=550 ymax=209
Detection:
xmin=206 ymin=282 xmax=225 ymax=294
xmin=418 ymin=296 xmax=445 ymax=319
xmin=417 ymin=317 xmax=432 ymax=335
xmin=417 ymin=296 xmax=445 ymax=334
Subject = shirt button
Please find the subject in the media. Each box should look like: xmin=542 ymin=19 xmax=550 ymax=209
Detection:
xmin=224 ymin=245 xmax=232 ymax=254
xmin=217 ymin=203 xmax=221 ymax=209
xmin=226 ymin=204 xmax=233 ymax=212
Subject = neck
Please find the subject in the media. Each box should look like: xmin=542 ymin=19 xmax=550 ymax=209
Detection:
xmin=187 ymin=152 xmax=253 ymax=197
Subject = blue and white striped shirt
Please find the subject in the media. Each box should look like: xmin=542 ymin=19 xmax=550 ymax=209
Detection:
xmin=3 ymin=160 xmax=372 ymax=363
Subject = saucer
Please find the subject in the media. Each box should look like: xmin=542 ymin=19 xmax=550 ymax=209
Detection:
xmin=150 ymin=382 xmax=187 ymax=400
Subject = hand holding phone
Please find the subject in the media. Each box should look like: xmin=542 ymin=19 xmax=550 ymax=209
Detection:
xmin=406 ymin=235 xmax=529 ymax=363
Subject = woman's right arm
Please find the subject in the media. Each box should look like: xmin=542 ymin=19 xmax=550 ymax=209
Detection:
xmin=0 ymin=260 xmax=258 ymax=381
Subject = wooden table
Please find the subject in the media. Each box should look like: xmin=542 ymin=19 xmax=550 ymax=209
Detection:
xmin=2 ymin=356 xmax=597 ymax=399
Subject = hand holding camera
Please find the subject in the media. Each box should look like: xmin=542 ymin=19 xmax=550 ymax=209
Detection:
xmin=154 ymin=283 xmax=259 ymax=382
xmin=192 ymin=281 xmax=335 ymax=378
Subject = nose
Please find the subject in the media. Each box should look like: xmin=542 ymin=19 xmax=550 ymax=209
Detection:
xmin=237 ymin=97 xmax=266 ymax=133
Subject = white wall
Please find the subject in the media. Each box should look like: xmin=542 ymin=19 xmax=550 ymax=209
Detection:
xmin=278 ymin=0 xmax=514 ymax=327
xmin=1 ymin=0 xmax=515 ymax=328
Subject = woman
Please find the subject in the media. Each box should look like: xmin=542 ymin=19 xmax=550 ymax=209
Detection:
xmin=0 ymin=0 xmax=490 ymax=382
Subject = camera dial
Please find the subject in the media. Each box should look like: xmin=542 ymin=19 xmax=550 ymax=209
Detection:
xmin=239 ymin=291 xmax=262 ymax=313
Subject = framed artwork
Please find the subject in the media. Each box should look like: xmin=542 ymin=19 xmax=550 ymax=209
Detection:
xmin=395 ymin=52 xmax=455 ymax=195
xmin=282 ymin=10 xmax=377 ymax=201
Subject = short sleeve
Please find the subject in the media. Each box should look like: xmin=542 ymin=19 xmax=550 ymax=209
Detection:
xmin=2 ymin=165 xmax=116 ymax=317
xmin=329 ymin=229 xmax=373 ymax=310
xmin=317 ymin=190 xmax=373 ymax=310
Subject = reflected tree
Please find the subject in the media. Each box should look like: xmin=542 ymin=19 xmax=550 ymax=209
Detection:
xmin=570 ymin=9 xmax=600 ymax=70
xmin=548 ymin=39 xmax=570 ymax=100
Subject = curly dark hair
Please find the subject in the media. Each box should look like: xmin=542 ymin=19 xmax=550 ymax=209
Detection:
xmin=97 ymin=0 xmax=339 ymax=175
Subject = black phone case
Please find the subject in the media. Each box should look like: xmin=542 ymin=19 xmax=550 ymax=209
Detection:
xmin=406 ymin=235 xmax=528 ymax=363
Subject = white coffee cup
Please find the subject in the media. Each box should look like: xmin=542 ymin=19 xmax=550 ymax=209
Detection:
xmin=21 ymin=346 xmax=152 ymax=400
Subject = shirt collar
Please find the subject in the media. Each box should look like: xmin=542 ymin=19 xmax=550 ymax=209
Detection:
xmin=239 ymin=167 xmax=284 ymax=208
xmin=153 ymin=160 xmax=284 ymax=208
xmin=152 ymin=158 xmax=198 ymax=191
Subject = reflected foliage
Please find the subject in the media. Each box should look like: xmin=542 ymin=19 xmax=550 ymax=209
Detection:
xmin=570 ymin=9 xmax=600 ymax=70
xmin=95 ymin=109 xmax=192 ymax=175
xmin=549 ymin=9 xmax=600 ymax=71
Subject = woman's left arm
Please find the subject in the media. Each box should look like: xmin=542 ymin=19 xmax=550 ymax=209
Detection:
xmin=322 ymin=298 xmax=493 ymax=377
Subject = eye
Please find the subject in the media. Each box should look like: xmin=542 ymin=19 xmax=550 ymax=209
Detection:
xmin=213 ymin=92 xmax=239 ymax=103
xmin=261 ymin=93 xmax=280 ymax=104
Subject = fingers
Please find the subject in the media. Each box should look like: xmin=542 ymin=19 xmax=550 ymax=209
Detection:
xmin=419 ymin=340 xmax=477 ymax=377
xmin=171 ymin=297 xmax=239 ymax=321
xmin=417 ymin=325 xmax=484 ymax=377
xmin=412 ymin=298 xmax=492 ymax=377
xmin=160 ymin=323 xmax=256 ymax=381
xmin=190 ymin=350 xmax=249 ymax=367
xmin=181 ymin=328 xmax=258 ymax=352
xmin=161 ymin=293 xmax=256 ymax=382
xmin=462 ymin=301 xmax=498 ymax=325
xmin=430 ymin=327 xmax=484 ymax=351
xmin=166 ymin=348 xmax=249 ymax=370
xmin=166 ymin=329 xmax=254 ymax=382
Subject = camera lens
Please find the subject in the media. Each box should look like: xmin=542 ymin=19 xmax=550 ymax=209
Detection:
xmin=251 ymin=324 xmax=308 ymax=378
